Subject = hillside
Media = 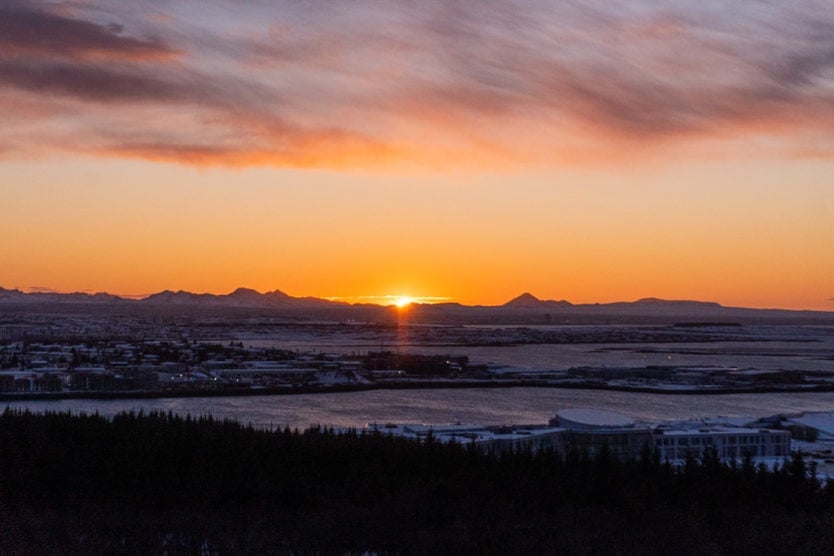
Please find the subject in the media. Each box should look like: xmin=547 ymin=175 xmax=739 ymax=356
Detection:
xmin=1 ymin=286 xmax=833 ymax=325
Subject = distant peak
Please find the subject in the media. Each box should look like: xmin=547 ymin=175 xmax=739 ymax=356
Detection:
xmin=633 ymin=297 xmax=721 ymax=307
xmin=229 ymin=287 xmax=262 ymax=296
xmin=504 ymin=292 xmax=541 ymax=307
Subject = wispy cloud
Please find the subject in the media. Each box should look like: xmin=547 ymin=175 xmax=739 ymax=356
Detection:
xmin=0 ymin=2 xmax=176 ymax=60
xmin=0 ymin=60 xmax=190 ymax=103
xmin=2 ymin=0 xmax=833 ymax=168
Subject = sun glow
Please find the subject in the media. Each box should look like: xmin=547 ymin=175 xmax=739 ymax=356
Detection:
xmin=324 ymin=295 xmax=453 ymax=306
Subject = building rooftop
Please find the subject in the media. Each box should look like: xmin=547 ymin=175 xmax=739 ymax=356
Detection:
xmin=555 ymin=408 xmax=636 ymax=429
xmin=366 ymin=423 xmax=566 ymax=444
xmin=659 ymin=426 xmax=779 ymax=436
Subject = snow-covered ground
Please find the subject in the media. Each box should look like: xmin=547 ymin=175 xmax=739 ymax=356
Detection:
xmin=787 ymin=411 xmax=834 ymax=439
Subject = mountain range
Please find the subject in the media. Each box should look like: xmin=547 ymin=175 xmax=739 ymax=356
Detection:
xmin=1 ymin=286 xmax=832 ymax=324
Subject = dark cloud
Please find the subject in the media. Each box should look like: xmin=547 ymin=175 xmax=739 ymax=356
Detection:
xmin=0 ymin=60 xmax=191 ymax=103
xmin=94 ymin=118 xmax=400 ymax=168
xmin=0 ymin=2 xmax=176 ymax=59
xmin=766 ymin=45 xmax=834 ymax=89
xmin=2 ymin=0 xmax=834 ymax=167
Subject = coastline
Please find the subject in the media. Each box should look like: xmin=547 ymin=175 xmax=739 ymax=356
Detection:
xmin=4 ymin=379 xmax=834 ymax=402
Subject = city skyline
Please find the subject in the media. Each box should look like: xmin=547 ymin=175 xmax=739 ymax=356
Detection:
xmin=2 ymin=1 xmax=833 ymax=310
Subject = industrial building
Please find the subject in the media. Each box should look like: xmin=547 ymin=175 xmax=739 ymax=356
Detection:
xmin=369 ymin=408 xmax=792 ymax=464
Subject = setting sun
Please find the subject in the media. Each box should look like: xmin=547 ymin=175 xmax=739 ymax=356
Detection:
xmin=1 ymin=1 xmax=833 ymax=313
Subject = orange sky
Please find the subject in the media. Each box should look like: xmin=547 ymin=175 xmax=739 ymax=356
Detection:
xmin=1 ymin=1 xmax=833 ymax=310
xmin=2 ymin=157 xmax=832 ymax=310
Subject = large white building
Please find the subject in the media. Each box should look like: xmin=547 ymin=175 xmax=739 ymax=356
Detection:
xmin=366 ymin=422 xmax=568 ymax=454
xmin=550 ymin=408 xmax=791 ymax=462
xmin=369 ymin=408 xmax=792 ymax=464
xmin=653 ymin=426 xmax=790 ymax=462
xmin=549 ymin=408 xmax=655 ymax=459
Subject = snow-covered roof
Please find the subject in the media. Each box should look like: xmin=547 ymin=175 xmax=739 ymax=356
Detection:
xmin=660 ymin=426 xmax=784 ymax=437
xmin=787 ymin=412 xmax=834 ymax=438
xmin=555 ymin=408 xmax=636 ymax=429
xmin=366 ymin=423 xmax=567 ymax=444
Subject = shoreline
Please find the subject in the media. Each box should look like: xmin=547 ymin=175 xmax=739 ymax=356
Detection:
xmin=3 ymin=379 xmax=834 ymax=402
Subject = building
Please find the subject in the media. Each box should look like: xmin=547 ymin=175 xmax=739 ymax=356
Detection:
xmin=550 ymin=408 xmax=654 ymax=459
xmin=365 ymin=423 xmax=567 ymax=454
xmin=369 ymin=408 xmax=792 ymax=464
xmin=551 ymin=408 xmax=791 ymax=463
xmin=653 ymin=426 xmax=790 ymax=462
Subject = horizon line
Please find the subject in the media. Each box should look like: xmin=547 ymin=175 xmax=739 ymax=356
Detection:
xmin=3 ymin=285 xmax=834 ymax=313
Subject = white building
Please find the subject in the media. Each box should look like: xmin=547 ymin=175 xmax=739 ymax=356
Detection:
xmin=550 ymin=408 xmax=654 ymax=459
xmin=654 ymin=426 xmax=791 ymax=463
xmin=369 ymin=408 xmax=792 ymax=464
xmin=366 ymin=422 xmax=567 ymax=454
xmin=549 ymin=408 xmax=790 ymax=463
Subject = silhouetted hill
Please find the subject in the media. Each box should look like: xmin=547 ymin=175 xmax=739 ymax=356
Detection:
xmin=1 ymin=286 xmax=833 ymax=324
xmin=0 ymin=287 xmax=125 ymax=304
xmin=143 ymin=290 xmax=216 ymax=305
xmin=504 ymin=292 xmax=572 ymax=309
xmin=141 ymin=287 xmax=328 ymax=308
xmin=634 ymin=297 xmax=721 ymax=308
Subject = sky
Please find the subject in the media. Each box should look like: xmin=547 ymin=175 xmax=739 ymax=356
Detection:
xmin=1 ymin=0 xmax=833 ymax=309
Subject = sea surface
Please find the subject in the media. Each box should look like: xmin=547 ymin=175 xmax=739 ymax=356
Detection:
xmin=6 ymin=388 xmax=834 ymax=430
xmin=240 ymin=324 xmax=834 ymax=373
xmin=6 ymin=324 xmax=834 ymax=429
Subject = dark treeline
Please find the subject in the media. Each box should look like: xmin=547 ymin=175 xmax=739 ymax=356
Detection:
xmin=1 ymin=410 xmax=834 ymax=554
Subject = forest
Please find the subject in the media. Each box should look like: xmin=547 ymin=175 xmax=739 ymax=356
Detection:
xmin=1 ymin=408 xmax=833 ymax=554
